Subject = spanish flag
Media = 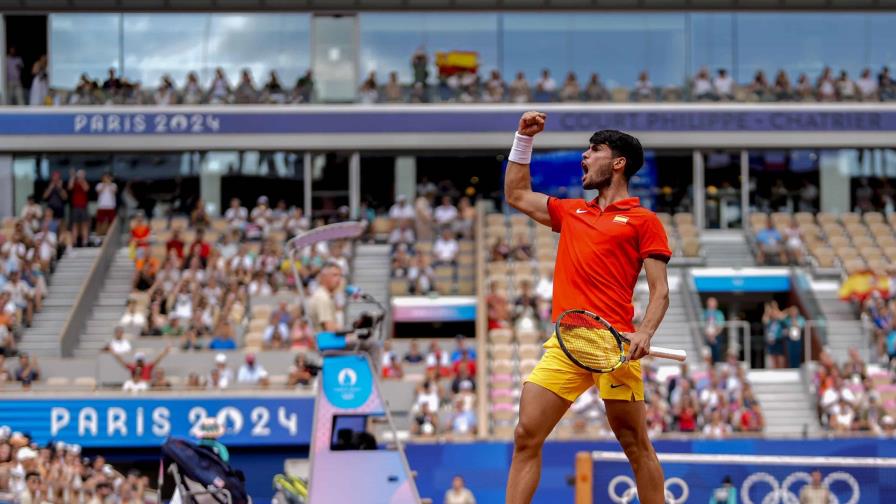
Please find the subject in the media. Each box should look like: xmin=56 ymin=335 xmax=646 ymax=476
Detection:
xmin=613 ymin=215 xmax=629 ymax=224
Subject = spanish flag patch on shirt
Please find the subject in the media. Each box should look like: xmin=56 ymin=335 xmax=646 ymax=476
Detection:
xmin=613 ymin=215 xmax=629 ymax=224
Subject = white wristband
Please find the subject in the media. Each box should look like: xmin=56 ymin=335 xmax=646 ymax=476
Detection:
xmin=508 ymin=132 xmax=534 ymax=165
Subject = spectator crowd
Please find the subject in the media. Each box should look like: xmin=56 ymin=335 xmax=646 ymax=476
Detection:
xmin=813 ymin=347 xmax=896 ymax=436
xmin=0 ymin=428 xmax=153 ymax=503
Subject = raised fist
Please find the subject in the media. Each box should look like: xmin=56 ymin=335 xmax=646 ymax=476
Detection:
xmin=518 ymin=111 xmax=546 ymax=137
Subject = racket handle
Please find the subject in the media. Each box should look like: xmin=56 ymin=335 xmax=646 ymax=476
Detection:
xmin=647 ymin=346 xmax=687 ymax=362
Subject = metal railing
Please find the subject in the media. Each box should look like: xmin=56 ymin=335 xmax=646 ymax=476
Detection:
xmin=692 ymin=319 xmax=836 ymax=369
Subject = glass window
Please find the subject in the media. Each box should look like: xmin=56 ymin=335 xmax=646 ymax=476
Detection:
xmin=689 ymin=14 xmax=734 ymax=78
xmin=735 ymin=13 xmax=866 ymax=83
xmin=49 ymin=14 xmax=122 ymax=88
xmin=502 ymin=14 xmax=571 ymax=87
xmin=570 ymin=14 xmax=687 ymax=88
xmin=122 ymin=14 xmax=206 ymax=87
xmin=869 ymin=15 xmax=896 ymax=72
xmin=748 ymin=150 xmax=820 ymax=214
xmin=206 ymin=14 xmax=310 ymax=88
xmin=360 ymin=13 xmax=498 ymax=84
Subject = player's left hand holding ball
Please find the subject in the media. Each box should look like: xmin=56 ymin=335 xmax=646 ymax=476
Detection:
xmin=622 ymin=330 xmax=651 ymax=360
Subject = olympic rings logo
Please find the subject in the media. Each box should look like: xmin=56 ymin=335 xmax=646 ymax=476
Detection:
xmin=741 ymin=471 xmax=860 ymax=504
xmin=606 ymin=471 xmax=860 ymax=504
xmin=607 ymin=475 xmax=689 ymax=504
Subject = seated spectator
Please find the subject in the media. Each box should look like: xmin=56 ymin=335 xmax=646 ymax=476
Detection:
xmin=795 ymin=73 xmax=814 ymax=100
xmin=132 ymin=259 xmax=157 ymax=293
xmin=755 ymin=223 xmax=787 ymax=265
xmin=692 ymin=67 xmax=714 ymax=100
xmin=817 ymin=67 xmax=836 ymax=101
xmin=382 ymin=354 xmax=404 ymax=379
xmin=673 ymin=395 xmax=698 ymax=432
xmin=237 ymin=353 xmax=269 ymax=386
xmin=451 ymin=365 xmax=475 ymax=394
xmin=509 ymin=71 xmax=531 ymax=103
xmin=263 ymin=312 xmax=289 ymax=346
xmin=104 ymin=326 xmax=132 ymax=355
xmin=412 ymin=402 xmax=438 ymax=436
xmin=452 ymin=352 xmax=476 ymax=378
xmin=383 ymin=71 xmax=403 ymax=102
xmin=702 ymin=410 xmax=732 ymax=438
xmin=165 ymin=229 xmax=185 ymax=259
xmin=535 ymin=69 xmax=557 ymax=100
xmin=434 ymin=196 xmax=458 ymax=227
xmin=391 ymin=244 xmax=412 ymax=277
xmin=433 ymin=229 xmax=459 ymax=266
xmin=486 ymin=281 xmax=510 ymax=329
xmin=448 ymin=400 xmax=477 ymax=438
xmin=747 ymin=70 xmax=769 ymax=100
xmin=208 ymin=322 xmax=237 ymax=350
xmin=484 ymin=69 xmax=505 ymax=102
xmin=3 ymin=272 xmax=34 ymax=326
xmin=150 ymin=368 xmax=172 ymax=390
xmin=511 ymin=234 xmax=532 ymax=261
xmin=234 ymin=69 xmax=258 ymax=103
xmin=836 ymin=70 xmax=857 ymax=101
xmin=289 ymin=318 xmax=316 ymax=350
xmin=514 ymin=280 xmax=540 ymax=322
xmin=773 ymin=70 xmax=792 ymax=100
xmin=404 ymin=340 xmax=425 ymax=363
xmin=783 ymin=222 xmax=804 ymax=265
xmin=388 ymin=195 xmax=415 ymax=223
xmin=407 ymin=255 xmax=435 ymax=295
xmin=633 ymin=71 xmax=654 ymax=101
xmin=713 ymin=69 xmax=735 ymax=100
xmin=359 ymin=71 xmax=379 ymax=104
xmin=559 ymin=72 xmax=580 ymax=102
xmin=208 ymin=353 xmax=234 ymax=389
xmin=186 ymin=228 xmax=211 ymax=266
xmin=856 ymin=68 xmax=878 ymax=101
xmin=388 ymin=220 xmax=416 ymax=248
xmin=703 ymin=297 xmax=725 ymax=363
xmin=451 ymin=335 xmax=477 ymax=362
xmin=14 ymin=353 xmax=39 ymax=387
xmin=490 ymin=238 xmax=511 ymax=261
xmin=830 ymin=398 xmax=856 ymax=432
xmin=426 ymin=341 xmax=452 ymax=377
xmin=179 ymin=328 xmax=204 ymax=351
xmin=288 ymin=354 xmax=315 ymax=387
xmin=584 ymin=73 xmax=608 ymax=101
xmin=880 ymin=67 xmax=896 ymax=101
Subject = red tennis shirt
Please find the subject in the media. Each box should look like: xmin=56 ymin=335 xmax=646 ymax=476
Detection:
xmin=547 ymin=196 xmax=671 ymax=332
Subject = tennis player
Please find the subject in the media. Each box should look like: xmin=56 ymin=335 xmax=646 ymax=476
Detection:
xmin=504 ymin=111 xmax=672 ymax=504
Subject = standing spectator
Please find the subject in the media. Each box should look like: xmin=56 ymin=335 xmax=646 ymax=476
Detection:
xmin=433 ymin=196 xmax=458 ymax=227
xmin=856 ymin=68 xmax=879 ymax=101
xmin=559 ymin=72 xmax=580 ymax=102
xmin=836 ymin=70 xmax=857 ymax=101
xmin=224 ymin=197 xmax=249 ymax=230
xmin=208 ymin=67 xmax=231 ymax=104
xmin=112 ymin=347 xmax=169 ymax=384
xmin=308 ymin=263 xmax=344 ymax=332
xmin=262 ymin=70 xmax=285 ymax=103
xmin=5 ymin=47 xmax=24 ymax=105
xmin=95 ymin=173 xmax=117 ymax=237
xmin=102 ymin=68 xmax=121 ymax=95
xmin=756 ymin=222 xmax=787 ymax=265
xmin=237 ymin=353 xmax=269 ymax=386
xmin=154 ymin=75 xmax=176 ymax=105
xmin=763 ymin=301 xmax=786 ymax=369
xmin=384 ymin=71 xmax=403 ymax=102
xmin=293 ymin=69 xmax=314 ymax=103
xmin=182 ymin=72 xmax=203 ymax=104
xmin=404 ymin=340 xmax=425 ymax=364
xmin=795 ymin=73 xmax=814 ymax=101
xmin=633 ymin=71 xmax=654 ymax=101
xmin=443 ymin=475 xmax=476 ymax=504
xmin=584 ymin=73 xmax=609 ymax=101
xmin=703 ymin=297 xmax=725 ymax=363
xmin=880 ymin=66 xmax=895 ymax=101
xmin=535 ymin=69 xmax=556 ymax=101
xmin=799 ymin=469 xmax=830 ymax=504
xmin=748 ymin=70 xmax=770 ymax=100
xmin=508 ymin=72 xmax=531 ymax=103
xmin=773 ymin=70 xmax=792 ymax=101
xmin=29 ymin=55 xmax=48 ymax=107
xmin=67 ymin=169 xmax=90 ymax=248
xmin=234 ymin=69 xmax=257 ymax=104
xmin=433 ymin=229 xmax=459 ymax=265
xmin=817 ymin=67 xmax=836 ymax=101
xmin=692 ymin=67 xmax=714 ymax=101
xmin=412 ymin=47 xmax=429 ymax=87
xmin=359 ymin=71 xmax=379 ymax=104
xmin=42 ymin=171 xmax=67 ymax=229
xmin=714 ymin=69 xmax=735 ymax=100
xmin=783 ymin=306 xmax=806 ymax=369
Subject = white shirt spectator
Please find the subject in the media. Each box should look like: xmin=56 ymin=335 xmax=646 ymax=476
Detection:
xmin=96 ymin=182 xmax=117 ymax=210
xmin=694 ymin=76 xmax=713 ymax=97
xmin=20 ymin=201 xmax=41 ymax=221
xmin=3 ymin=281 xmax=32 ymax=308
xmin=856 ymin=75 xmax=878 ymax=99
xmin=434 ymin=204 xmax=458 ymax=226
xmin=832 ymin=405 xmax=855 ymax=429
xmin=537 ymin=75 xmax=557 ymax=92
xmin=713 ymin=74 xmax=734 ymax=96
xmin=702 ymin=422 xmax=732 ymax=439
xmin=433 ymin=236 xmax=459 ymax=263
xmin=225 ymin=205 xmax=248 ymax=227
xmin=388 ymin=227 xmax=415 ymax=245
xmin=426 ymin=351 xmax=451 ymax=369
xmin=237 ymin=363 xmax=269 ymax=384
xmin=263 ymin=322 xmax=289 ymax=343
xmin=108 ymin=337 xmax=132 ymax=355
xmin=389 ymin=201 xmax=415 ymax=221
xmin=416 ymin=388 xmax=440 ymax=413
xmin=451 ymin=410 xmax=476 ymax=435
xmin=119 ymin=310 xmax=147 ymax=336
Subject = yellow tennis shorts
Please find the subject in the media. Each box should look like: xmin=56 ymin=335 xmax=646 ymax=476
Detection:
xmin=525 ymin=335 xmax=644 ymax=402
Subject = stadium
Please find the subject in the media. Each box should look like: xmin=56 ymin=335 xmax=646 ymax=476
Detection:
xmin=0 ymin=1 xmax=895 ymax=503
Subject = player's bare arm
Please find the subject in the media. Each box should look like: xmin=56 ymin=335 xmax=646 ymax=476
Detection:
xmin=623 ymin=257 xmax=670 ymax=361
xmin=505 ymin=111 xmax=551 ymax=227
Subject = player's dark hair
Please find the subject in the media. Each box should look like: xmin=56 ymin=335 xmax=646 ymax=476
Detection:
xmin=589 ymin=130 xmax=644 ymax=181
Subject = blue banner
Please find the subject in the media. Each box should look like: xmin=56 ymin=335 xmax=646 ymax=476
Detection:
xmin=694 ymin=275 xmax=791 ymax=292
xmin=0 ymin=396 xmax=314 ymax=448
xmin=0 ymin=109 xmax=894 ymax=135
xmin=322 ymin=355 xmax=373 ymax=409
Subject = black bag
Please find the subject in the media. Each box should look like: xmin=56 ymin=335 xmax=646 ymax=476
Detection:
xmin=161 ymin=437 xmax=249 ymax=504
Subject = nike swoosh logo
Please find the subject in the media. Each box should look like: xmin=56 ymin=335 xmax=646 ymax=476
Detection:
xmin=576 ymin=209 xmax=588 ymax=214
xmin=610 ymin=383 xmax=625 ymax=389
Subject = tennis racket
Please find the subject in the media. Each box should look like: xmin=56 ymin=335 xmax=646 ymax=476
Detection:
xmin=554 ymin=309 xmax=687 ymax=374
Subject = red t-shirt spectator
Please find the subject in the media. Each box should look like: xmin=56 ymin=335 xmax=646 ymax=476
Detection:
xmin=126 ymin=362 xmax=154 ymax=381
xmin=678 ymin=406 xmax=697 ymax=432
xmin=71 ymin=181 xmax=89 ymax=209
xmin=131 ymin=224 xmax=151 ymax=248
xmin=166 ymin=237 xmax=185 ymax=258
xmin=188 ymin=240 xmax=211 ymax=260
xmin=453 ymin=358 xmax=476 ymax=377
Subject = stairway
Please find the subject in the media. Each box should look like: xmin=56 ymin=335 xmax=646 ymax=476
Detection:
xmin=346 ymin=243 xmax=391 ymax=329
xmin=20 ymin=249 xmax=100 ymax=357
xmin=73 ymin=248 xmax=133 ymax=357
xmin=637 ymin=270 xmax=698 ymax=363
xmin=749 ymin=369 xmax=821 ymax=437
xmin=700 ymin=230 xmax=757 ymax=267
xmin=810 ymin=278 xmax=869 ymax=362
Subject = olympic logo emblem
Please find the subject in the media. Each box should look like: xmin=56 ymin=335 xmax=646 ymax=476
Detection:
xmin=607 ymin=475 xmax=689 ymax=504
xmin=606 ymin=471 xmax=860 ymax=504
xmin=741 ymin=471 xmax=860 ymax=504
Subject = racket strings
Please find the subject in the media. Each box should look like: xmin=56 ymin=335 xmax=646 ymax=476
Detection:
xmin=557 ymin=313 xmax=623 ymax=371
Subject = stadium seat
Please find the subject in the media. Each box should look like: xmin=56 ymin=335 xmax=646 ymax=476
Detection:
xmin=490 ymin=344 xmax=513 ymax=360
xmin=840 ymin=212 xmax=861 ymax=225
xmin=817 ymin=212 xmax=838 ymax=225
xmin=682 ymin=237 xmax=701 ymax=257
xmin=518 ymin=344 xmax=541 ymax=360
xmin=517 ymin=330 xmax=543 ymax=345
xmin=865 ymin=212 xmax=885 ymax=225
xmin=491 ymin=360 xmax=514 ymax=374
xmin=486 ymin=214 xmax=505 ymax=227
xmin=672 ymin=213 xmax=695 ymax=227
xmin=489 ymin=329 xmax=513 ymax=344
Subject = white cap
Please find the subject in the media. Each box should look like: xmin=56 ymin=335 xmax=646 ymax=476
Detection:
xmin=17 ymin=447 xmax=37 ymax=461
xmin=215 ymin=353 xmax=227 ymax=364
xmin=134 ymin=351 xmax=146 ymax=361
xmin=883 ymin=415 xmax=895 ymax=426
xmin=68 ymin=444 xmax=82 ymax=455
